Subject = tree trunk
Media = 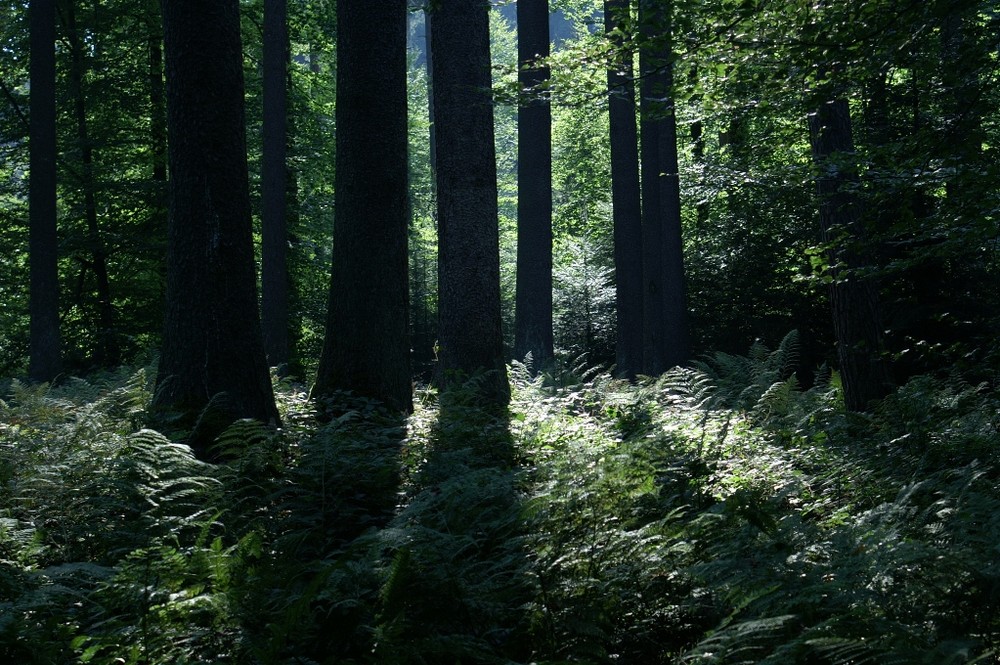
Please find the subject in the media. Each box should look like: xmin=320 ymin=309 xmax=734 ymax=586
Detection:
xmin=513 ymin=0 xmax=554 ymax=370
xmin=146 ymin=0 xmax=167 ymax=219
xmin=29 ymin=0 xmax=62 ymax=382
xmin=261 ymin=0 xmax=291 ymax=372
xmin=638 ymin=0 xmax=688 ymax=375
xmin=65 ymin=0 xmax=118 ymax=367
xmin=605 ymin=0 xmax=643 ymax=381
xmin=424 ymin=10 xmax=437 ymax=181
xmin=312 ymin=0 xmax=412 ymax=412
xmin=152 ymin=0 xmax=279 ymax=454
xmin=808 ymin=97 xmax=892 ymax=411
xmin=429 ymin=0 xmax=509 ymax=405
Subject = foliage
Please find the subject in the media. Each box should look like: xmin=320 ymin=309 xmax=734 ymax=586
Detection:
xmin=2 ymin=354 xmax=998 ymax=663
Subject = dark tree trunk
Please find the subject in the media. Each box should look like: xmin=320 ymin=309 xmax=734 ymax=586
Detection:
xmin=312 ymin=0 xmax=412 ymax=412
xmin=605 ymin=0 xmax=643 ymax=381
xmin=152 ymin=0 xmax=279 ymax=453
xmin=429 ymin=0 xmax=509 ymax=405
xmin=638 ymin=0 xmax=688 ymax=375
xmin=513 ymin=0 xmax=554 ymax=370
xmin=29 ymin=0 xmax=62 ymax=383
xmin=64 ymin=0 xmax=118 ymax=367
xmin=808 ymin=97 xmax=892 ymax=411
xmin=261 ymin=0 xmax=291 ymax=371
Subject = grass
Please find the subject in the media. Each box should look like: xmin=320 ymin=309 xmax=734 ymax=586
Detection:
xmin=1 ymin=344 xmax=999 ymax=664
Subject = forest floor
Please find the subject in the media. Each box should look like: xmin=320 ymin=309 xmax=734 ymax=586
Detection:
xmin=2 ymin=340 xmax=999 ymax=664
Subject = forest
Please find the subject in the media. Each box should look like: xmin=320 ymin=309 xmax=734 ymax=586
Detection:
xmin=1 ymin=0 xmax=999 ymax=663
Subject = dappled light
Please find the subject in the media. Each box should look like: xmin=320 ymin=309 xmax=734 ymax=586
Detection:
xmin=2 ymin=0 xmax=999 ymax=662
xmin=3 ymin=356 xmax=999 ymax=662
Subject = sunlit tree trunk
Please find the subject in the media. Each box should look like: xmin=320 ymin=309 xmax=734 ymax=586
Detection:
xmin=153 ymin=0 xmax=279 ymax=454
xmin=638 ymin=0 xmax=688 ymax=375
xmin=605 ymin=0 xmax=643 ymax=380
xmin=514 ymin=0 xmax=554 ymax=370
xmin=312 ymin=0 xmax=412 ymax=412
xmin=29 ymin=0 xmax=62 ymax=383
xmin=429 ymin=0 xmax=510 ymax=405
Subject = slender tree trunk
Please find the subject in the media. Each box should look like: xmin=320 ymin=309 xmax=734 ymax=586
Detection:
xmin=407 ymin=7 xmax=438 ymax=373
xmin=808 ymin=97 xmax=892 ymax=411
xmin=312 ymin=0 xmax=412 ymax=412
xmin=152 ymin=0 xmax=279 ymax=454
xmin=29 ymin=0 xmax=62 ymax=382
xmin=429 ymin=0 xmax=509 ymax=405
xmin=638 ymin=0 xmax=688 ymax=375
xmin=424 ymin=10 xmax=437 ymax=181
xmin=513 ymin=0 xmax=554 ymax=370
xmin=147 ymin=1 xmax=167 ymax=216
xmin=261 ymin=0 xmax=291 ymax=371
xmin=64 ymin=0 xmax=118 ymax=367
xmin=605 ymin=0 xmax=643 ymax=381
xmin=688 ymin=65 xmax=709 ymax=232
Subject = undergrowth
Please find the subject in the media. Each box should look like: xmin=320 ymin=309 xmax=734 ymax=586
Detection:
xmin=2 ymin=337 xmax=999 ymax=663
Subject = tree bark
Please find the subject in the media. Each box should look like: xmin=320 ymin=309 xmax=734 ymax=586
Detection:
xmin=605 ymin=0 xmax=643 ymax=380
xmin=152 ymin=0 xmax=279 ymax=453
xmin=429 ymin=0 xmax=510 ymax=405
xmin=808 ymin=97 xmax=892 ymax=411
xmin=513 ymin=0 xmax=554 ymax=370
xmin=638 ymin=0 xmax=688 ymax=375
xmin=29 ymin=0 xmax=62 ymax=383
xmin=312 ymin=0 xmax=412 ymax=413
xmin=261 ymin=0 xmax=291 ymax=371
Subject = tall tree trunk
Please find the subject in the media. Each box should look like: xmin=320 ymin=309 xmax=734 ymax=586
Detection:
xmin=605 ymin=0 xmax=643 ymax=381
xmin=638 ymin=0 xmax=688 ymax=375
xmin=261 ymin=0 xmax=291 ymax=371
xmin=152 ymin=0 xmax=279 ymax=454
xmin=29 ymin=0 xmax=62 ymax=382
xmin=64 ymin=0 xmax=118 ymax=367
xmin=424 ymin=10 xmax=437 ymax=181
xmin=429 ymin=0 xmax=510 ymax=406
xmin=513 ymin=0 xmax=554 ymax=370
xmin=312 ymin=0 xmax=412 ymax=412
xmin=808 ymin=97 xmax=892 ymax=411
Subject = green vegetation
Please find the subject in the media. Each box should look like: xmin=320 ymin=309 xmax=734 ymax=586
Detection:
xmin=3 ymin=1 xmax=1000 ymax=661
xmin=2 ymin=340 xmax=998 ymax=663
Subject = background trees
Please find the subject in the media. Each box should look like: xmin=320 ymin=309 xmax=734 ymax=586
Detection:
xmin=0 ymin=0 xmax=995 ymax=409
